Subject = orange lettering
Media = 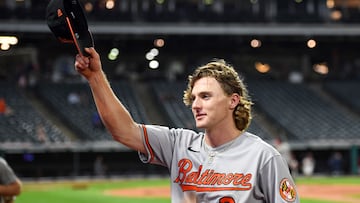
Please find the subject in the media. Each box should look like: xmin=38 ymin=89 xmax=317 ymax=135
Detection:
xmin=219 ymin=196 xmax=235 ymax=203
xmin=185 ymin=165 xmax=202 ymax=184
xmin=232 ymin=173 xmax=244 ymax=185
xmin=239 ymin=174 xmax=252 ymax=188
xmin=197 ymin=169 xmax=210 ymax=184
xmin=222 ymin=173 xmax=234 ymax=185
xmin=202 ymin=170 xmax=215 ymax=185
xmin=175 ymin=159 xmax=253 ymax=191
xmin=210 ymin=173 xmax=226 ymax=185
xmin=175 ymin=159 xmax=193 ymax=184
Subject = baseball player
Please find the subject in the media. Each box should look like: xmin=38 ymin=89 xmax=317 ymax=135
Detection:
xmin=0 ymin=156 xmax=22 ymax=203
xmin=75 ymin=47 xmax=299 ymax=203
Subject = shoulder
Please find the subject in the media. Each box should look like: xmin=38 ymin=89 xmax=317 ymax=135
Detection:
xmin=241 ymin=132 xmax=287 ymax=169
xmin=0 ymin=157 xmax=10 ymax=170
xmin=0 ymin=157 xmax=7 ymax=165
xmin=143 ymin=124 xmax=199 ymax=135
xmin=142 ymin=124 xmax=202 ymax=140
xmin=170 ymin=128 xmax=204 ymax=144
xmin=242 ymin=132 xmax=280 ymax=156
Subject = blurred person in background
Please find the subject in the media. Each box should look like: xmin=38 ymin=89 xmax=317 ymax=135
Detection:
xmin=328 ymin=151 xmax=344 ymax=176
xmin=0 ymin=98 xmax=13 ymax=117
xmin=288 ymin=153 xmax=299 ymax=179
xmin=0 ymin=156 xmax=22 ymax=203
xmin=302 ymin=152 xmax=316 ymax=177
xmin=0 ymin=98 xmax=6 ymax=115
xmin=93 ymin=155 xmax=106 ymax=177
xmin=274 ymin=136 xmax=292 ymax=166
xmin=274 ymin=136 xmax=299 ymax=178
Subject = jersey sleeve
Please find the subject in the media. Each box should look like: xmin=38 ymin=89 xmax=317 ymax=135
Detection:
xmin=0 ymin=158 xmax=18 ymax=185
xmin=257 ymin=155 xmax=300 ymax=203
xmin=138 ymin=124 xmax=177 ymax=168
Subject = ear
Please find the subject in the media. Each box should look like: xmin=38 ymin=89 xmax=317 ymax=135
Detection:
xmin=229 ymin=93 xmax=240 ymax=109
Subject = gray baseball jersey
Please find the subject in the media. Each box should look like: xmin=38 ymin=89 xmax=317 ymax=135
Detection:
xmin=138 ymin=124 xmax=299 ymax=203
xmin=0 ymin=157 xmax=18 ymax=203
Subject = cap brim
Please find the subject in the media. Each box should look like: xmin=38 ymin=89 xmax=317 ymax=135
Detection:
xmin=75 ymin=30 xmax=94 ymax=57
xmin=66 ymin=16 xmax=93 ymax=56
xmin=64 ymin=0 xmax=94 ymax=56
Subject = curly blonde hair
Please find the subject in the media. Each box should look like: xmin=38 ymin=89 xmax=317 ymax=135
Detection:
xmin=183 ymin=59 xmax=253 ymax=132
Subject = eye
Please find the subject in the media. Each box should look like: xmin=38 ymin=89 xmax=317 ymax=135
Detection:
xmin=202 ymin=94 xmax=210 ymax=100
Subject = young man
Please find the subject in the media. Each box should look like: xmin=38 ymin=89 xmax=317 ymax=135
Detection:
xmin=0 ymin=156 xmax=22 ymax=203
xmin=75 ymin=48 xmax=299 ymax=203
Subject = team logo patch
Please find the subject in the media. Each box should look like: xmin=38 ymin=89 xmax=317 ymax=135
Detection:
xmin=279 ymin=178 xmax=297 ymax=202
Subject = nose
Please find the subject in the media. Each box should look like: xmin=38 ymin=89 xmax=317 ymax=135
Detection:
xmin=192 ymin=97 xmax=200 ymax=110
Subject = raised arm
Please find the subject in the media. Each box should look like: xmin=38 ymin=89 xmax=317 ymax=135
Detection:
xmin=75 ymin=48 xmax=146 ymax=153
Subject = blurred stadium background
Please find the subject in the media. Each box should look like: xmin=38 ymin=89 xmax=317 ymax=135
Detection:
xmin=0 ymin=0 xmax=359 ymax=181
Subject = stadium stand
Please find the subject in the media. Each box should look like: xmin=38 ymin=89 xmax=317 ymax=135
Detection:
xmin=247 ymin=79 xmax=360 ymax=142
xmin=149 ymin=81 xmax=192 ymax=129
xmin=35 ymin=81 xmax=149 ymax=141
xmin=0 ymin=82 xmax=67 ymax=144
xmin=323 ymin=80 xmax=360 ymax=114
xmin=1 ymin=0 xmax=359 ymax=178
xmin=0 ymin=0 xmax=358 ymax=24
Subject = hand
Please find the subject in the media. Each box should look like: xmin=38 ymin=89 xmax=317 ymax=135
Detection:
xmin=74 ymin=47 xmax=102 ymax=80
xmin=3 ymin=196 xmax=15 ymax=203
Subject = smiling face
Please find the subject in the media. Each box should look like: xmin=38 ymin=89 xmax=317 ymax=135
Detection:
xmin=183 ymin=60 xmax=252 ymax=133
xmin=190 ymin=77 xmax=236 ymax=131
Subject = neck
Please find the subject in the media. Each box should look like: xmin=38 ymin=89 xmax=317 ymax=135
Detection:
xmin=205 ymin=127 xmax=242 ymax=147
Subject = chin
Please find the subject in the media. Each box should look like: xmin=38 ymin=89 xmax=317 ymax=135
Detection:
xmin=195 ymin=122 xmax=206 ymax=129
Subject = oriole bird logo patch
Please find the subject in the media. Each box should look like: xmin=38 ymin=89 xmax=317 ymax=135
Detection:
xmin=279 ymin=178 xmax=297 ymax=202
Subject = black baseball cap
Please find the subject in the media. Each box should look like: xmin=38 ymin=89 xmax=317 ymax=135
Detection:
xmin=46 ymin=0 xmax=94 ymax=56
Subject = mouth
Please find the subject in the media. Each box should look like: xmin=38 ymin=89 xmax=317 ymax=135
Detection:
xmin=195 ymin=113 xmax=206 ymax=120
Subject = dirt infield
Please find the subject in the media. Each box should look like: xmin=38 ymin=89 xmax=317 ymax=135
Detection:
xmin=296 ymin=184 xmax=360 ymax=203
xmin=105 ymin=184 xmax=360 ymax=203
xmin=105 ymin=186 xmax=170 ymax=198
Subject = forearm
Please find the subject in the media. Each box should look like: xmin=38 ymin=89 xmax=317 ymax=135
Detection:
xmin=0 ymin=180 xmax=21 ymax=196
xmin=87 ymin=71 xmax=145 ymax=152
xmin=74 ymin=48 xmax=146 ymax=153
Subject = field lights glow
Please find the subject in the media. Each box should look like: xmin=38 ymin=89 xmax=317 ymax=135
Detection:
xmin=0 ymin=36 xmax=18 ymax=51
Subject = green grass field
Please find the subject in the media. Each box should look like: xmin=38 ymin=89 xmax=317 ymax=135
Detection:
xmin=296 ymin=176 xmax=360 ymax=203
xmin=16 ymin=176 xmax=360 ymax=203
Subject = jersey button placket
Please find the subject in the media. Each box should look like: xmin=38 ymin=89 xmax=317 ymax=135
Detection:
xmin=207 ymin=151 xmax=217 ymax=164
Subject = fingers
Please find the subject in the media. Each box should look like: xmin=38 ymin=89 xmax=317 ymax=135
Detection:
xmin=75 ymin=54 xmax=89 ymax=68
xmin=74 ymin=47 xmax=100 ymax=78
xmin=84 ymin=47 xmax=92 ymax=55
xmin=85 ymin=47 xmax=100 ymax=62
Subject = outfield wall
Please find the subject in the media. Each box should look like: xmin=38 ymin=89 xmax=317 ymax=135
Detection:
xmin=3 ymin=150 xmax=168 ymax=179
xmin=2 ymin=146 xmax=359 ymax=179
